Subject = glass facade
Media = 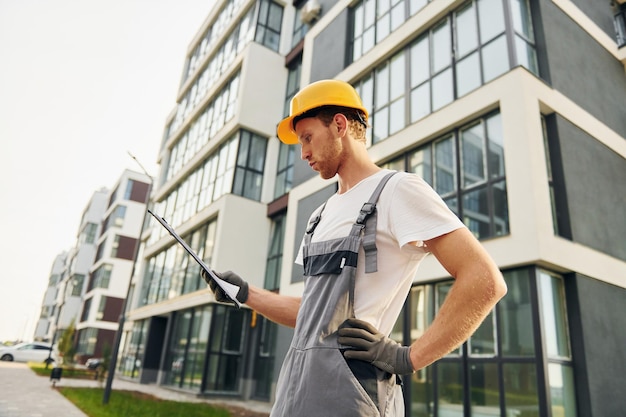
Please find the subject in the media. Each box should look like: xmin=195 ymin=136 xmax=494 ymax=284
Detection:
xmin=382 ymin=112 xmax=508 ymax=240
xmin=141 ymin=219 xmax=216 ymax=307
xmin=404 ymin=267 xmax=574 ymax=416
xmin=152 ymin=128 xmax=267 ymax=237
xmin=353 ymin=0 xmax=537 ymax=144
xmin=118 ymin=320 xmax=148 ymax=379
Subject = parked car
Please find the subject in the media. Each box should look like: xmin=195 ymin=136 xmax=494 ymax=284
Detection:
xmin=0 ymin=342 xmax=56 ymax=364
xmin=85 ymin=357 xmax=103 ymax=370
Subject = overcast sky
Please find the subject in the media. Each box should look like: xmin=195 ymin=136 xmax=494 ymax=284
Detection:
xmin=0 ymin=0 xmax=213 ymax=341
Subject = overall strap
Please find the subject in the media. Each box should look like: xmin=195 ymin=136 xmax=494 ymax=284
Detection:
xmin=352 ymin=171 xmax=397 ymax=273
xmin=304 ymin=201 xmax=326 ymax=247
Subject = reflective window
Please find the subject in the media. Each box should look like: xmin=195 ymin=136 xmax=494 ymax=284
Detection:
xmin=503 ymin=363 xmax=540 ymax=415
xmin=383 ymin=111 xmax=507 ymax=240
xmin=205 ymin=305 xmax=248 ymax=392
xmin=470 ymin=363 xmax=500 ymax=415
xmin=352 ymin=0 xmax=435 ymax=60
xmin=291 ymin=5 xmax=309 ymax=48
xmin=353 ymin=0 xmax=538 ymax=142
xmin=118 ymin=320 xmax=147 ymax=379
xmin=539 ymin=271 xmax=571 ymax=359
xmin=141 ymin=218 xmax=217 ymax=306
xmin=233 ymin=131 xmax=267 ymax=201
xmin=255 ymin=0 xmax=283 ymax=52
xmin=265 ymin=213 xmax=285 ymax=290
xmin=276 ymin=61 xmax=300 ymax=198
xmin=253 ymin=316 xmax=277 ymax=399
xmin=371 ymin=54 xmax=406 ymax=143
xmin=401 ymin=268 xmax=575 ymax=416
xmin=167 ymin=74 xmax=241 ymax=182
xmin=548 ymin=363 xmax=578 ymax=417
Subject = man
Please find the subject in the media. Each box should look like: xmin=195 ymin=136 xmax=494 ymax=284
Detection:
xmin=203 ymin=79 xmax=507 ymax=416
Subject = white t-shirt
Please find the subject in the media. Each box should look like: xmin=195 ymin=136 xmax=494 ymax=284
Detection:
xmin=295 ymin=169 xmax=465 ymax=335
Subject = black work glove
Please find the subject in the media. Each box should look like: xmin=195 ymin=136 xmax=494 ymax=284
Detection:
xmin=201 ymin=270 xmax=249 ymax=305
xmin=337 ymin=318 xmax=414 ymax=375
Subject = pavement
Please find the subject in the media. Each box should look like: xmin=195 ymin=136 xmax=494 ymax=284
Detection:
xmin=0 ymin=362 xmax=272 ymax=417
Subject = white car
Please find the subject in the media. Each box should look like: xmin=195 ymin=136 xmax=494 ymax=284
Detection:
xmin=0 ymin=342 xmax=56 ymax=364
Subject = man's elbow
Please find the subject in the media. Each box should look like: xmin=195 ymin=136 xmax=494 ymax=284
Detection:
xmin=487 ymin=268 xmax=508 ymax=305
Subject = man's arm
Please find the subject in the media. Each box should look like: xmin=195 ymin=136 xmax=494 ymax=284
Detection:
xmin=408 ymin=227 xmax=507 ymax=370
xmin=246 ymin=286 xmax=301 ymax=328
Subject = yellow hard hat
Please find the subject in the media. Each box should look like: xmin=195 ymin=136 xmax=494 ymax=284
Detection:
xmin=276 ymin=79 xmax=368 ymax=144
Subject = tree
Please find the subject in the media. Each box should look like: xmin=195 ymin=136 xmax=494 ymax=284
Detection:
xmin=58 ymin=319 xmax=76 ymax=365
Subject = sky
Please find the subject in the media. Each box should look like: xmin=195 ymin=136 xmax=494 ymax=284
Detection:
xmin=0 ymin=0 xmax=214 ymax=342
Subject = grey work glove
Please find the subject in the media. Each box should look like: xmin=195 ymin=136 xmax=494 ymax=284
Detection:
xmin=201 ymin=269 xmax=249 ymax=305
xmin=337 ymin=318 xmax=414 ymax=375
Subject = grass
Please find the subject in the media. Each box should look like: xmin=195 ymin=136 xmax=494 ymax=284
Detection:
xmin=28 ymin=364 xmax=235 ymax=417
xmin=57 ymin=387 xmax=231 ymax=417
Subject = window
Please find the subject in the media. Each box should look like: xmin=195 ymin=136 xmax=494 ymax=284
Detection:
xmin=615 ymin=5 xmax=626 ymax=47
xmin=142 ymin=219 xmax=217 ymax=306
xmin=96 ymin=296 xmax=106 ymax=320
xmin=265 ymin=213 xmax=285 ymax=290
xmin=351 ymin=0 xmax=411 ymax=61
xmin=81 ymin=298 xmax=92 ymax=322
xmin=164 ymin=307 xmax=212 ymax=390
xmin=353 ymin=0 xmax=538 ymax=143
xmin=371 ymin=54 xmax=406 ymax=143
xmin=253 ymin=316 xmax=277 ymax=399
xmin=233 ymin=131 xmax=267 ymax=201
xmin=154 ymin=128 xmax=266 ymax=240
xmin=291 ymin=4 xmax=309 ymax=48
xmin=76 ymin=328 xmax=98 ymax=355
xmin=204 ymin=305 xmax=248 ymax=392
xmin=383 ymin=112 xmax=508 ymax=240
xmin=70 ymin=274 xmax=84 ymax=296
xmin=92 ymin=264 xmax=112 ymax=290
xmin=118 ymin=320 xmax=148 ymax=379
xmin=80 ymin=222 xmax=98 ymax=245
xmin=403 ymin=267 xmax=575 ymax=416
xmin=182 ymin=0 xmax=249 ymax=83
xmin=102 ymin=205 xmax=126 ymax=233
xmin=167 ymin=74 xmax=241 ymax=182
xmin=255 ymin=0 xmax=283 ymax=52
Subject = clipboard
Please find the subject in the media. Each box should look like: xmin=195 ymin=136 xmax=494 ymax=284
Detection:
xmin=147 ymin=209 xmax=242 ymax=308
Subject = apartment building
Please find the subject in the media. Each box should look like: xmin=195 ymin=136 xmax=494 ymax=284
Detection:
xmin=70 ymin=170 xmax=151 ymax=363
xmin=120 ymin=1 xmax=626 ymax=416
xmin=34 ymin=188 xmax=109 ymax=351
xmin=33 ymin=252 xmax=67 ymax=342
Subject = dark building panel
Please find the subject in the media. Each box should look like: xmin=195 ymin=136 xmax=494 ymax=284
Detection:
xmin=310 ymin=8 xmax=350 ymax=82
xmin=291 ymin=183 xmax=337 ymax=284
xmin=566 ymin=274 xmax=626 ymax=417
xmin=538 ymin=0 xmax=626 ymax=137
xmin=553 ymin=114 xmax=626 ymax=261
xmin=569 ymin=0 xmax=615 ymax=37
xmin=103 ymin=296 xmax=124 ymax=322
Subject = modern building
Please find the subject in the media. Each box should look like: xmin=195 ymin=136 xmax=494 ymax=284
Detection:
xmin=73 ymin=170 xmax=151 ymax=363
xmin=118 ymin=1 xmax=625 ymax=417
xmin=33 ymin=252 xmax=67 ymax=342
xmin=34 ymin=187 xmax=109 ymax=354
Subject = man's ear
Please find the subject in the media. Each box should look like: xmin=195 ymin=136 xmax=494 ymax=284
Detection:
xmin=333 ymin=113 xmax=348 ymax=136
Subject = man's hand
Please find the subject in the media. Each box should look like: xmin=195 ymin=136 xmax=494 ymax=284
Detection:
xmin=337 ymin=318 xmax=414 ymax=375
xmin=201 ymin=270 xmax=249 ymax=305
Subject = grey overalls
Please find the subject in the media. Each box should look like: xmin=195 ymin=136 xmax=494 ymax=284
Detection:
xmin=270 ymin=172 xmax=404 ymax=417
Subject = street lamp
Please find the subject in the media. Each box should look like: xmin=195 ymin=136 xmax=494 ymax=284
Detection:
xmin=103 ymin=153 xmax=153 ymax=405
